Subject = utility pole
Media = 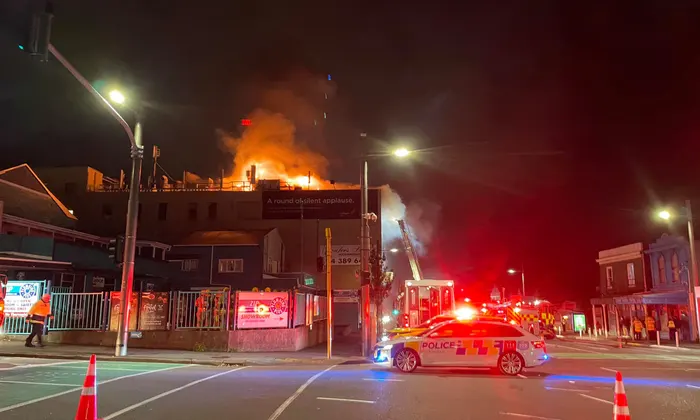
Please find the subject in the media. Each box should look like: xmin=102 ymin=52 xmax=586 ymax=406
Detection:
xmin=325 ymin=228 xmax=333 ymax=359
xmin=685 ymin=200 xmax=700 ymax=342
xmin=24 ymin=7 xmax=145 ymax=356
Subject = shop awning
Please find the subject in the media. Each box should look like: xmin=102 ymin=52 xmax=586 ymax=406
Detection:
xmin=613 ymin=290 xmax=688 ymax=306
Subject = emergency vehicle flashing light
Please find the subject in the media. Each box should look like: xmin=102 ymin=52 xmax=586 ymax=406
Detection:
xmin=454 ymin=307 xmax=476 ymax=320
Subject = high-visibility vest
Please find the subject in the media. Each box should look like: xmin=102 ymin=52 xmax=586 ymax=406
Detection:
xmin=27 ymin=300 xmax=51 ymax=324
xmin=668 ymin=319 xmax=676 ymax=329
xmin=646 ymin=317 xmax=655 ymax=331
xmin=633 ymin=320 xmax=643 ymax=332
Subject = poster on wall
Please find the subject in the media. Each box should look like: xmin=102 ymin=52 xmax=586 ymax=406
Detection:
xmin=138 ymin=292 xmax=170 ymax=330
xmin=320 ymin=245 xmax=361 ymax=265
xmin=4 ymin=281 xmax=43 ymax=316
xmin=236 ymin=291 xmax=289 ymax=329
xmin=109 ymin=292 xmax=138 ymax=331
xmin=573 ymin=313 xmax=587 ymax=332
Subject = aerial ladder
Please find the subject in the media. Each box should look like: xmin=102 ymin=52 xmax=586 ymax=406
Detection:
xmin=396 ymin=220 xmax=455 ymax=327
xmin=397 ymin=219 xmax=423 ymax=281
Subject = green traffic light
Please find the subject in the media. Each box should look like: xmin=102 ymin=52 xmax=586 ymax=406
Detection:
xmin=392 ymin=309 xmax=400 ymax=315
xmin=18 ymin=44 xmax=25 ymax=51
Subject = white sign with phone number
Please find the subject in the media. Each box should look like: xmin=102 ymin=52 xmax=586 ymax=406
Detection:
xmin=320 ymin=245 xmax=360 ymax=266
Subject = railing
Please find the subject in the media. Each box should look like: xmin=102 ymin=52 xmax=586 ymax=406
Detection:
xmin=174 ymin=290 xmax=229 ymax=330
xmin=0 ymin=289 xmax=324 ymax=335
xmin=49 ymin=292 xmax=105 ymax=330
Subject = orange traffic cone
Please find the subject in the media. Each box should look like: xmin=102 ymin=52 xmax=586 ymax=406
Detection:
xmin=613 ymin=371 xmax=630 ymax=420
xmin=75 ymin=354 xmax=100 ymax=420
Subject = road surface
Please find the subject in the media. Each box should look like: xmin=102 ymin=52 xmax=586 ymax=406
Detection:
xmin=1 ymin=340 xmax=699 ymax=419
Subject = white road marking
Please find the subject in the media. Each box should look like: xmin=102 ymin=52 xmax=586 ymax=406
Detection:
xmin=267 ymin=365 xmax=337 ymax=420
xmin=0 ymin=364 xmax=189 ymax=413
xmin=550 ymin=344 xmax=599 ymax=354
xmin=582 ymin=345 xmax=610 ymax=351
xmin=362 ymin=378 xmax=404 ymax=382
xmin=600 ymin=367 xmax=617 ymax=373
xmin=604 ymin=367 xmax=700 ymax=371
xmin=0 ymin=360 xmax=84 ymax=371
xmin=103 ymin=367 xmax=247 ymax=419
xmin=499 ymin=412 xmax=562 ymax=419
xmin=55 ymin=365 xmax=150 ymax=372
xmin=0 ymin=380 xmax=77 ymax=387
xmin=317 ymin=397 xmax=375 ymax=404
xmin=517 ymin=374 xmax=527 ymax=379
xmin=545 ymin=387 xmax=590 ymax=393
xmin=687 ymin=384 xmax=700 ymax=389
xmin=578 ymin=393 xmax=613 ymax=405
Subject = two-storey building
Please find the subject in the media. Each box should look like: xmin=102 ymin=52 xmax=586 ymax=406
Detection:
xmin=644 ymin=234 xmax=698 ymax=341
xmin=592 ymin=243 xmax=648 ymax=336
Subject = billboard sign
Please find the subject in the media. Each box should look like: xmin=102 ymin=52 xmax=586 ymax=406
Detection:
xmin=236 ymin=291 xmax=289 ymax=329
xmin=573 ymin=313 xmax=587 ymax=332
xmin=262 ymin=189 xmax=379 ymax=220
xmin=109 ymin=292 xmax=138 ymax=331
xmin=320 ymin=245 xmax=360 ymax=265
xmin=333 ymin=289 xmax=359 ymax=303
xmin=4 ymin=281 xmax=43 ymax=316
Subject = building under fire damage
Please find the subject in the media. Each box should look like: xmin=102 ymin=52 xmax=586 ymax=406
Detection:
xmin=37 ymin=165 xmax=383 ymax=332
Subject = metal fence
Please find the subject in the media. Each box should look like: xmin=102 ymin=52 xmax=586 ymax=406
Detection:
xmin=1 ymin=289 xmax=324 ymax=334
xmin=49 ymin=292 xmax=106 ymax=330
xmin=174 ymin=290 xmax=229 ymax=330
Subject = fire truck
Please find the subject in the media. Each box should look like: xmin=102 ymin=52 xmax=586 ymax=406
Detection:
xmin=0 ymin=274 xmax=7 ymax=328
xmin=482 ymin=298 xmax=555 ymax=336
xmin=395 ymin=219 xmax=455 ymax=328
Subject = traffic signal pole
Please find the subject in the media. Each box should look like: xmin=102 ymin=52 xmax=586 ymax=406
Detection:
xmin=325 ymin=228 xmax=333 ymax=359
xmin=43 ymin=40 xmax=144 ymax=356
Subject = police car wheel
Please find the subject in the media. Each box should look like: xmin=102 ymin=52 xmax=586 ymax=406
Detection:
xmin=394 ymin=349 xmax=419 ymax=373
xmin=498 ymin=351 xmax=524 ymax=376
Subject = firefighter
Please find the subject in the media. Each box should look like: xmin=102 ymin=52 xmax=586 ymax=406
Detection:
xmin=632 ymin=317 xmax=643 ymax=340
xmin=25 ymin=294 xmax=54 ymax=348
xmin=646 ymin=314 xmax=656 ymax=341
xmin=668 ymin=316 xmax=677 ymax=342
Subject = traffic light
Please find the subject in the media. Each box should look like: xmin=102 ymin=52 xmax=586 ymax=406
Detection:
xmin=16 ymin=2 xmax=54 ymax=62
xmin=401 ymin=313 xmax=409 ymax=328
xmin=316 ymin=256 xmax=324 ymax=272
xmin=108 ymin=235 xmax=125 ymax=264
xmin=392 ymin=308 xmax=400 ymax=316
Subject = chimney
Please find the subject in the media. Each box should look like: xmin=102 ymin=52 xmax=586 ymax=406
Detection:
xmin=250 ymin=165 xmax=257 ymax=185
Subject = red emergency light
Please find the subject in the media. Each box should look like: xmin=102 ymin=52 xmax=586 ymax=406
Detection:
xmin=241 ymin=119 xmax=252 ymax=126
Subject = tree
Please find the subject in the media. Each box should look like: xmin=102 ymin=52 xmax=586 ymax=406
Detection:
xmin=369 ymin=241 xmax=395 ymax=337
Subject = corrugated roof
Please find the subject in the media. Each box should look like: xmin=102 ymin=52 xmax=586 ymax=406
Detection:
xmin=177 ymin=229 xmax=275 ymax=246
xmin=0 ymin=164 xmax=77 ymax=222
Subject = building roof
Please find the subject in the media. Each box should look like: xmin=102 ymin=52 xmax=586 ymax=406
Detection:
xmin=176 ymin=229 xmax=275 ymax=246
xmin=0 ymin=164 xmax=78 ymax=227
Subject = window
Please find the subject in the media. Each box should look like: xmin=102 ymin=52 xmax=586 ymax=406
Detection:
xmin=158 ymin=203 xmax=168 ymax=221
xmin=208 ymin=203 xmax=218 ymax=220
xmin=218 ymin=258 xmax=244 ymax=273
xmin=627 ymin=263 xmax=636 ymax=287
xmin=426 ymin=322 xmax=472 ymax=338
xmin=188 ymin=203 xmax=198 ymax=221
xmin=658 ymin=255 xmax=667 ymax=284
xmin=181 ymin=259 xmax=199 ymax=272
xmin=671 ymin=252 xmax=680 ymax=283
xmin=606 ymin=266 xmax=614 ymax=289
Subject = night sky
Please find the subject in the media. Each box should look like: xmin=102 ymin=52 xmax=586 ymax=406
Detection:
xmin=2 ymin=1 xmax=700 ymax=304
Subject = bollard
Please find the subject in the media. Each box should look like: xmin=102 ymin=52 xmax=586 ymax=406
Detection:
xmin=579 ymin=329 xmax=583 ymax=337
xmin=676 ymin=331 xmax=680 ymax=348
xmin=656 ymin=331 xmax=661 ymax=346
xmin=594 ymin=327 xmax=598 ymax=337
xmin=588 ymin=328 xmax=592 ymax=338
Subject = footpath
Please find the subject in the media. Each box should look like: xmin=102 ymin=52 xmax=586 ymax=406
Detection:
xmin=557 ymin=333 xmax=700 ymax=352
xmin=0 ymin=339 xmax=369 ymax=366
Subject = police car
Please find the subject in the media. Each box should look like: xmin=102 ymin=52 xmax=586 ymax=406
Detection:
xmin=373 ymin=320 xmax=549 ymax=375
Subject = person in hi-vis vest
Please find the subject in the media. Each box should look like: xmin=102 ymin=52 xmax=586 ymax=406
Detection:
xmin=26 ymin=294 xmax=54 ymax=347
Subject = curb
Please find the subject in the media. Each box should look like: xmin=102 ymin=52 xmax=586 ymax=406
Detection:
xmin=560 ymin=337 xmax=700 ymax=352
xmin=0 ymin=351 xmax=368 ymax=367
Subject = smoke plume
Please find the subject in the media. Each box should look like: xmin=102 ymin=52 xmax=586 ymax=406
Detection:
xmin=380 ymin=186 xmax=441 ymax=256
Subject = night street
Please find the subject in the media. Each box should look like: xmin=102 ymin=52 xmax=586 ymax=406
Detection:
xmin=0 ymin=340 xmax=698 ymax=420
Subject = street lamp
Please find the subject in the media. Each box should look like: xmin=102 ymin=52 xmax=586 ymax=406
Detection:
xmin=389 ymin=248 xmax=399 ymax=253
xmin=507 ymin=267 xmax=526 ymax=297
xmin=358 ymin=134 xmax=414 ymax=356
xmin=109 ymin=90 xmax=126 ymax=105
xmin=106 ymin=91 xmax=144 ymax=357
xmin=655 ymin=201 xmax=700 ymax=342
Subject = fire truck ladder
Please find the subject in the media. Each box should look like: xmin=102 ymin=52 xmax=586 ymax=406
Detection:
xmin=397 ymin=219 xmax=423 ymax=281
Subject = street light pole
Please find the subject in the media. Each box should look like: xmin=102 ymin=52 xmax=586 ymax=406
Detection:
xmin=46 ymin=44 xmax=144 ymax=356
xmin=520 ymin=268 xmax=526 ymax=298
xmin=360 ymin=159 xmax=370 ymax=283
xmin=684 ymin=200 xmax=700 ymax=343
